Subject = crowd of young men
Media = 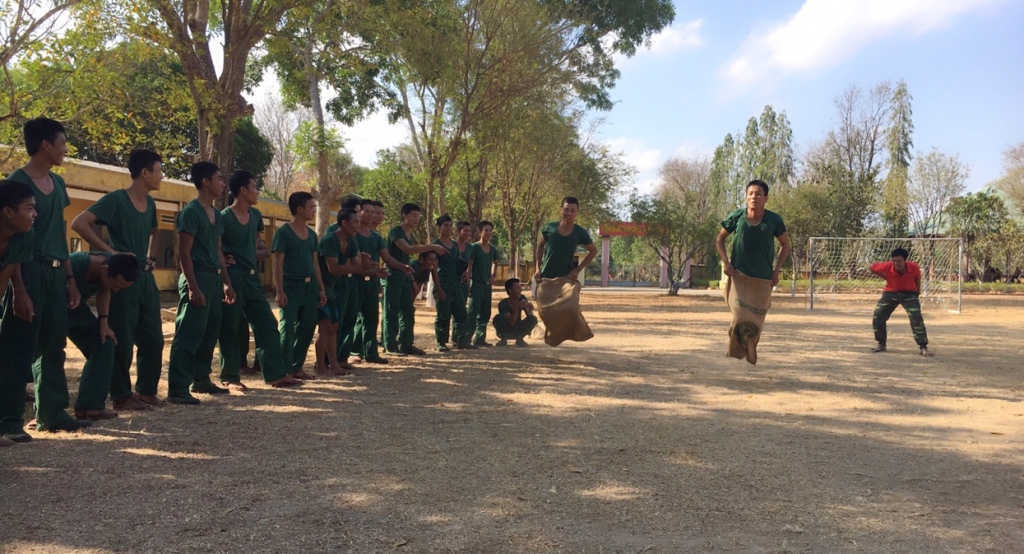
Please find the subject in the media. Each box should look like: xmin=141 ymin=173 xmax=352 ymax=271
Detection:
xmin=0 ymin=117 xmax=547 ymax=446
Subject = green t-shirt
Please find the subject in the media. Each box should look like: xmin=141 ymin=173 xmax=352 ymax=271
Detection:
xmin=70 ymin=251 xmax=108 ymax=303
xmin=354 ymin=229 xmax=385 ymax=263
xmin=387 ymin=225 xmax=419 ymax=283
xmin=497 ymin=295 xmax=527 ymax=319
xmin=221 ymin=206 xmax=264 ymax=272
xmin=471 ymin=242 xmax=500 ymax=286
xmin=0 ymin=230 xmax=33 ymax=271
xmin=86 ymin=189 xmax=157 ymax=260
xmin=721 ymin=208 xmax=787 ymax=280
xmin=318 ymin=231 xmax=343 ymax=299
xmin=539 ymin=222 xmax=592 ymax=279
xmin=8 ymin=168 xmax=70 ymax=261
xmin=433 ymin=239 xmax=473 ymax=284
xmin=176 ymin=200 xmax=223 ymax=270
xmin=272 ymin=223 xmax=318 ymax=280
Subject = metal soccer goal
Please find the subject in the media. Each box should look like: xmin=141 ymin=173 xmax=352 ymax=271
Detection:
xmin=807 ymin=237 xmax=963 ymax=313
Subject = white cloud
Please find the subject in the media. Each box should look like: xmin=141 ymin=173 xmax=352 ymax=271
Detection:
xmin=648 ymin=18 xmax=705 ymax=54
xmin=605 ymin=137 xmax=662 ymax=174
xmin=721 ymin=0 xmax=1002 ymax=86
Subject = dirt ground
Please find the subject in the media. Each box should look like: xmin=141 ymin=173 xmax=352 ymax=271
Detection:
xmin=2 ymin=291 xmax=1023 ymax=553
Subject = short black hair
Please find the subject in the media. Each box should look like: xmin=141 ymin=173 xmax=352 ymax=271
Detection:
xmin=372 ymin=200 xmax=384 ymax=208
xmin=746 ymin=179 xmax=769 ymax=196
xmin=23 ymin=117 xmax=65 ymax=156
xmin=0 ymin=179 xmax=34 ymax=212
xmin=435 ymin=214 xmax=453 ymax=227
xmin=891 ymin=247 xmax=910 ymax=260
xmin=128 ymin=149 xmax=162 ymax=179
xmin=289 ymin=191 xmax=315 ymax=215
xmin=227 ymin=170 xmax=255 ymax=200
xmin=360 ymin=198 xmax=375 ymax=207
xmin=456 ymin=220 xmax=471 ymax=231
xmin=478 ymin=220 xmax=493 ymax=230
xmin=504 ymin=278 xmax=520 ymax=293
xmin=189 ymin=161 xmax=220 ymax=190
xmin=104 ymin=253 xmax=141 ymax=282
xmin=337 ymin=208 xmax=359 ymax=226
xmin=401 ymin=203 xmax=421 ymax=216
xmin=562 ymin=196 xmax=579 ymax=207
xmin=341 ymin=196 xmax=362 ymax=211
xmin=419 ymin=250 xmax=437 ymax=261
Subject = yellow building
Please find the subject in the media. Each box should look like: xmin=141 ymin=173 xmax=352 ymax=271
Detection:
xmin=8 ymin=158 xmax=298 ymax=291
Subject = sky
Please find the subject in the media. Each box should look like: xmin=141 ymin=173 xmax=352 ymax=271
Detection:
xmin=246 ymin=0 xmax=1024 ymax=196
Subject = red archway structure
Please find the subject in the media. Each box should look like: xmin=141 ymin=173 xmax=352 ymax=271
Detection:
xmin=597 ymin=222 xmax=669 ymax=288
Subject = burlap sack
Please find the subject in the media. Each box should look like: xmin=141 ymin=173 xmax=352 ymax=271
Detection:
xmin=724 ymin=270 xmax=773 ymax=364
xmin=535 ymin=277 xmax=594 ymax=347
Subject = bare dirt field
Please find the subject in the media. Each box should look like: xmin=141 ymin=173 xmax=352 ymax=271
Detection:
xmin=2 ymin=291 xmax=1023 ymax=553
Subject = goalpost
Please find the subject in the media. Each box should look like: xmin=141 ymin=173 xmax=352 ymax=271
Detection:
xmin=807 ymin=237 xmax=963 ymax=313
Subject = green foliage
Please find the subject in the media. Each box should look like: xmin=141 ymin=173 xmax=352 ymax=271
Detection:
xmin=881 ymin=80 xmax=913 ymax=236
xmin=360 ymin=148 xmax=428 ymax=231
xmin=232 ymin=116 xmax=274 ymax=185
xmin=947 ymin=192 xmax=1008 ymax=272
xmin=628 ymin=191 xmax=718 ymax=294
xmin=976 ymin=220 xmax=1024 ymax=278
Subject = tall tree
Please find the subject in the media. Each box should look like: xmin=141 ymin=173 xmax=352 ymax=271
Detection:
xmin=379 ymin=0 xmax=673 ymax=239
xmin=946 ymin=192 xmax=1007 ymax=275
xmin=907 ymin=147 xmax=969 ymax=237
xmin=263 ymin=0 xmax=397 ymax=233
xmin=881 ymin=80 xmax=913 ymax=236
xmin=994 ymin=141 xmax=1024 ymax=217
xmin=253 ymin=95 xmax=306 ymax=199
xmin=124 ymin=0 xmax=298 ymax=178
xmin=736 ymin=105 xmax=794 ymax=193
xmin=709 ymin=133 xmax=740 ymax=209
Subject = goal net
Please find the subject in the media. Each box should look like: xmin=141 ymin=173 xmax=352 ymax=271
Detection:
xmin=807 ymin=237 xmax=963 ymax=313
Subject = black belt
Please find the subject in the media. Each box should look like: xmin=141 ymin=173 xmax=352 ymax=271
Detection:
xmin=285 ymin=276 xmax=312 ymax=284
xmin=229 ymin=266 xmax=258 ymax=276
xmin=194 ymin=266 xmax=222 ymax=275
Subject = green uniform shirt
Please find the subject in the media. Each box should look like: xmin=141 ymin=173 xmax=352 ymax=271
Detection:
xmin=721 ymin=208 xmax=787 ymax=280
xmin=539 ymin=222 xmax=592 ymax=279
xmin=221 ymin=206 xmax=264 ymax=272
xmin=70 ymin=251 xmax=105 ymax=302
xmin=8 ymin=168 xmax=70 ymax=261
xmin=272 ymin=223 xmax=318 ymax=280
xmin=387 ymin=225 xmax=418 ymax=282
xmin=318 ymin=231 xmax=343 ymax=299
xmin=433 ymin=239 xmax=472 ymax=284
xmin=497 ymin=295 xmax=527 ymax=319
xmin=410 ymin=259 xmax=432 ymax=285
xmin=0 ymin=230 xmax=33 ymax=270
xmin=177 ymin=200 xmax=223 ymax=270
xmin=354 ymin=230 xmax=385 ymax=263
xmin=343 ymin=235 xmax=360 ymax=284
xmin=86 ymin=189 xmax=157 ymax=260
xmin=470 ymin=242 xmax=500 ymax=285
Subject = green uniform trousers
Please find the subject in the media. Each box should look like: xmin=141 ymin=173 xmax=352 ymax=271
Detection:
xmin=336 ymin=279 xmax=358 ymax=361
xmin=351 ymin=278 xmax=382 ymax=359
xmin=108 ymin=271 xmax=164 ymax=400
xmin=493 ymin=313 xmax=538 ymax=340
xmin=467 ymin=281 xmax=493 ymax=342
xmin=168 ymin=271 xmax=223 ymax=396
xmin=873 ymin=291 xmax=929 ymax=347
xmin=279 ymin=279 xmax=318 ymax=372
xmin=219 ymin=267 xmax=289 ymax=383
xmin=381 ymin=276 xmax=414 ymax=352
xmin=434 ymin=280 xmax=468 ymax=347
xmin=0 ymin=260 xmax=77 ymax=432
xmin=67 ymin=304 xmax=116 ymax=412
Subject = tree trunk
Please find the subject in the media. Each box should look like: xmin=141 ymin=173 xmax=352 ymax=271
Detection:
xmin=305 ymin=45 xmax=334 ymax=237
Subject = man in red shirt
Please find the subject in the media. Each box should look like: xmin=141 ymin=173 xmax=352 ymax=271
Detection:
xmin=869 ymin=247 xmax=932 ymax=356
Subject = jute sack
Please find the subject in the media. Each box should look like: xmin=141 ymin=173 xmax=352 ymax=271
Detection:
xmin=535 ymin=277 xmax=594 ymax=347
xmin=724 ymin=270 xmax=773 ymax=364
